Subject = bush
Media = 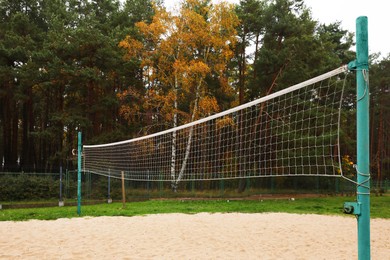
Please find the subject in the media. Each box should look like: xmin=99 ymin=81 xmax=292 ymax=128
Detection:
xmin=0 ymin=173 xmax=63 ymax=201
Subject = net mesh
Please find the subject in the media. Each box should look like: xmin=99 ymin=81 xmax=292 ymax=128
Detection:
xmin=83 ymin=66 xmax=348 ymax=184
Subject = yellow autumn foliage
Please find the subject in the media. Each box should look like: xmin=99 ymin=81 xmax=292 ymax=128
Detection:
xmin=118 ymin=0 xmax=239 ymax=126
xmin=216 ymin=116 xmax=237 ymax=130
xmin=198 ymin=96 xmax=220 ymax=116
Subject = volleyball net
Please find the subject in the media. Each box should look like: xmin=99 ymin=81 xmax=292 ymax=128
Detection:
xmin=83 ymin=66 xmax=348 ymax=188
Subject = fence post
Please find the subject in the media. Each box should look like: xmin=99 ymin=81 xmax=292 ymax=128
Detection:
xmin=59 ymin=165 xmax=64 ymax=207
xmin=77 ymin=131 xmax=82 ymax=216
xmin=121 ymin=171 xmax=126 ymax=208
xmin=108 ymin=168 xmax=112 ymax=203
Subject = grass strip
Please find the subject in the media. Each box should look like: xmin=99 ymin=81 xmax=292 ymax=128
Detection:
xmin=0 ymin=195 xmax=389 ymax=221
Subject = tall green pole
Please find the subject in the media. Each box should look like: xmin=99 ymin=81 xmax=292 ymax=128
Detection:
xmin=347 ymin=16 xmax=370 ymax=260
xmin=356 ymin=16 xmax=370 ymax=260
xmin=77 ymin=131 xmax=82 ymax=216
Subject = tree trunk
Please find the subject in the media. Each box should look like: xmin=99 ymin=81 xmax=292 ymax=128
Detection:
xmin=0 ymin=99 xmax=4 ymax=171
xmin=237 ymin=110 xmax=247 ymax=193
xmin=174 ymin=79 xmax=203 ymax=189
xmin=21 ymin=86 xmax=35 ymax=171
xmin=21 ymin=99 xmax=30 ymax=170
xmin=237 ymin=30 xmax=248 ymax=192
xmin=2 ymin=89 xmax=19 ymax=172
xmin=253 ymin=32 xmax=260 ymax=81
xmin=11 ymin=101 xmax=19 ymax=171
xmin=376 ymin=105 xmax=383 ymax=190
xmin=171 ymin=73 xmax=178 ymax=191
xmin=239 ymin=31 xmax=246 ymax=105
xmin=370 ymin=102 xmax=375 ymax=176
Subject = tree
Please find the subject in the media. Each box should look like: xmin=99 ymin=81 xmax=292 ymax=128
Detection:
xmin=0 ymin=0 xmax=48 ymax=171
xmin=369 ymin=55 xmax=390 ymax=189
xmin=232 ymin=0 xmax=357 ymax=191
xmin=315 ymin=22 xmax=355 ymax=67
xmin=119 ymin=0 xmax=239 ymax=190
xmin=0 ymin=0 xmax=157 ymax=172
xmin=235 ymin=0 xmax=265 ymax=104
xmin=234 ymin=0 xmax=354 ymax=100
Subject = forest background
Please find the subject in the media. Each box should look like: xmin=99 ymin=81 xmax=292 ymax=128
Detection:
xmin=0 ymin=0 xmax=388 ymax=186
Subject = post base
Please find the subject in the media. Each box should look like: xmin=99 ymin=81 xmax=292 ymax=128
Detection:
xmin=343 ymin=202 xmax=361 ymax=215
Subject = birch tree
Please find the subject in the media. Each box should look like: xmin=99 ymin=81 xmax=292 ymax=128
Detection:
xmin=119 ymin=0 xmax=238 ymax=191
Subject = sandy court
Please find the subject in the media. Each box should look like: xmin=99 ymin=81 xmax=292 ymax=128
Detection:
xmin=0 ymin=213 xmax=389 ymax=260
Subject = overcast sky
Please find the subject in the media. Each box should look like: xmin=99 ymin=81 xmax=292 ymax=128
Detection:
xmin=305 ymin=0 xmax=389 ymax=58
xmin=163 ymin=0 xmax=389 ymax=58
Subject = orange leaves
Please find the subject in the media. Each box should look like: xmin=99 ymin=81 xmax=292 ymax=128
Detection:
xmin=119 ymin=0 xmax=238 ymax=87
xmin=118 ymin=36 xmax=143 ymax=59
xmin=136 ymin=7 xmax=170 ymax=44
xmin=216 ymin=116 xmax=236 ymax=130
xmin=158 ymin=90 xmax=177 ymax=122
xmin=118 ymin=0 xmax=239 ymax=125
xmin=188 ymin=60 xmax=210 ymax=76
xmin=211 ymin=2 xmax=239 ymax=39
xmin=198 ymin=96 xmax=220 ymax=116
xmin=179 ymin=7 xmax=209 ymax=49
xmin=134 ymin=3 xmax=172 ymax=42
xmin=180 ymin=60 xmax=211 ymax=91
xmin=116 ymin=87 xmax=142 ymax=123
xmin=340 ymin=155 xmax=355 ymax=176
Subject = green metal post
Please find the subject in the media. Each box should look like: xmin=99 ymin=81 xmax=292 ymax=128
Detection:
xmin=347 ymin=16 xmax=370 ymax=260
xmin=356 ymin=16 xmax=370 ymax=260
xmin=77 ymin=131 xmax=82 ymax=216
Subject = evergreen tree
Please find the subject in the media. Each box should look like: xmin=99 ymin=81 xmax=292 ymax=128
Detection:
xmin=369 ymin=56 xmax=390 ymax=187
xmin=0 ymin=0 xmax=156 ymax=172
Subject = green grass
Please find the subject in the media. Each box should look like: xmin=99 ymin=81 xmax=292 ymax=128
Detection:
xmin=1 ymin=195 xmax=389 ymax=221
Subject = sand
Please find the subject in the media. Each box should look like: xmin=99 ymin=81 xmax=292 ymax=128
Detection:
xmin=0 ymin=213 xmax=389 ymax=259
